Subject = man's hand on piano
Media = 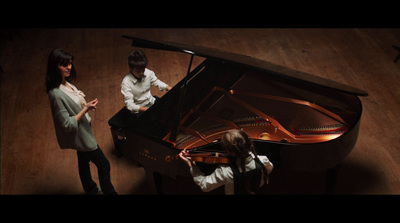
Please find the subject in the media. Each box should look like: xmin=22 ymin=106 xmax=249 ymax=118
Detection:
xmin=139 ymin=106 xmax=148 ymax=113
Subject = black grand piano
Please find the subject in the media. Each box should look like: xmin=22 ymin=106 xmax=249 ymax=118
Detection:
xmin=108 ymin=35 xmax=368 ymax=193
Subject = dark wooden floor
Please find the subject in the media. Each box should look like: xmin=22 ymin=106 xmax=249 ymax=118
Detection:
xmin=1 ymin=28 xmax=400 ymax=194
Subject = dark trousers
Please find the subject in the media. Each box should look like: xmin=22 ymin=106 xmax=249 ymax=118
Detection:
xmin=77 ymin=147 xmax=117 ymax=195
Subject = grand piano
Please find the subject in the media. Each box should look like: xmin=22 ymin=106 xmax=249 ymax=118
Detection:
xmin=108 ymin=35 xmax=368 ymax=193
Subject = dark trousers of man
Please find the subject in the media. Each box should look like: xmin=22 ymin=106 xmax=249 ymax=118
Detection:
xmin=77 ymin=147 xmax=117 ymax=195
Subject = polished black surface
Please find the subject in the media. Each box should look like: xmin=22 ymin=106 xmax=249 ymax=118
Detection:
xmin=109 ymin=35 xmax=367 ymax=179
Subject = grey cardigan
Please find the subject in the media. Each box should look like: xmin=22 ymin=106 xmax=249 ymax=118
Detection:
xmin=48 ymin=88 xmax=98 ymax=151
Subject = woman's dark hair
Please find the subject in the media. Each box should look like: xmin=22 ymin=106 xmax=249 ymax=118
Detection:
xmin=221 ymin=130 xmax=269 ymax=193
xmin=128 ymin=50 xmax=147 ymax=69
xmin=45 ymin=48 xmax=76 ymax=93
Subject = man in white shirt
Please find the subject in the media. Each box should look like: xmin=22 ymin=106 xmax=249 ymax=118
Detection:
xmin=121 ymin=50 xmax=172 ymax=115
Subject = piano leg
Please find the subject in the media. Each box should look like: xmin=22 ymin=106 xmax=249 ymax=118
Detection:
xmin=142 ymin=170 xmax=164 ymax=194
xmin=153 ymin=172 xmax=164 ymax=195
xmin=108 ymin=107 xmax=137 ymax=157
xmin=393 ymin=45 xmax=400 ymax=63
xmin=325 ymin=164 xmax=341 ymax=194
xmin=109 ymin=126 xmax=126 ymax=157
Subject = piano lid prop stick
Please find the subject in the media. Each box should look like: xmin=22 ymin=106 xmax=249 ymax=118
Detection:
xmin=169 ymin=54 xmax=194 ymax=144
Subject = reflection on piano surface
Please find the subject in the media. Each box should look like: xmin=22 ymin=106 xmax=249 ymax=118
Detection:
xmin=166 ymin=85 xmax=350 ymax=150
xmin=108 ymin=36 xmax=367 ymax=191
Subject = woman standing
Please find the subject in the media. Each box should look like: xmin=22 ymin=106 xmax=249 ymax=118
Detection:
xmin=46 ymin=48 xmax=117 ymax=195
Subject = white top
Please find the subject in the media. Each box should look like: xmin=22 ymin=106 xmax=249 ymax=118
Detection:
xmin=190 ymin=153 xmax=273 ymax=195
xmin=121 ymin=68 xmax=168 ymax=113
xmin=59 ymin=82 xmax=91 ymax=123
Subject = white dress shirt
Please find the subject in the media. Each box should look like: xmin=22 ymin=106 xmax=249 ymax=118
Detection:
xmin=59 ymin=82 xmax=91 ymax=123
xmin=190 ymin=152 xmax=273 ymax=195
xmin=121 ymin=68 xmax=168 ymax=113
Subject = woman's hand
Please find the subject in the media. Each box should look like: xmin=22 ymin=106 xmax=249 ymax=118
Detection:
xmin=75 ymin=98 xmax=98 ymax=122
xmin=179 ymin=150 xmax=195 ymax=168
xmin=86 ymin=98 xmax=98 ymax=111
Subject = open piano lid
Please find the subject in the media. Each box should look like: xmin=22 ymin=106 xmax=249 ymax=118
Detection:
xmin=122 ymin=35 xmax=368 ymax=96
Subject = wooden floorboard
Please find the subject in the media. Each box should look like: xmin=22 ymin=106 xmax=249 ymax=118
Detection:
xmin=1 ymin=28 xmax=400 ymax=194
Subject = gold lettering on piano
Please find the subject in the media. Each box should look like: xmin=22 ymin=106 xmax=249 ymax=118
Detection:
xmin=138 ymin=149 xmax=157 ymax=161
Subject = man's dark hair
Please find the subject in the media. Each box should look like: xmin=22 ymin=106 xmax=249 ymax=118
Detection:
xmin=128 ymin=50 xmax=147 ymax=69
